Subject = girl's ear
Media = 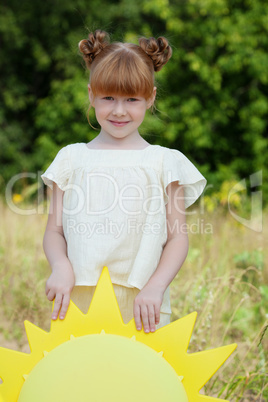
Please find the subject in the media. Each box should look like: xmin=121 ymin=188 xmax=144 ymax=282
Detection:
xmin=146 ymin=87 xmax=157 ymax=109
xmin=88 ymin=85 xmax=95 ymax=107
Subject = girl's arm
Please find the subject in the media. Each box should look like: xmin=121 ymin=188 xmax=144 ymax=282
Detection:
xmin=133 ymin=182 xmax=189 ymax=333
xmin=43 ymin=182 xmax=75 ymax=320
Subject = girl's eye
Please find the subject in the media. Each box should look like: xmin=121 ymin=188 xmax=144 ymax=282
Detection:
xmin=103 ymin=96 xmax=114 ymax=101
xmin=127 ymin=98 xmax=138 ymax=102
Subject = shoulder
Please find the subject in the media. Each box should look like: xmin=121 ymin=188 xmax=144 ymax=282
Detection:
xmin=61 ymin=142 xmax=86 ymax=153
xmin=154 ymin=146 xmax=207 ymax=208
xmin=157 ymin=144 xmax=206 ymax=184
xmin=151 ymin=144 xmax=184 ymax=154
xmin=41 ymin=144 xmax=87 ymax=190
xmin=57 ymin=143 xmax=87 ymax=162
xmin=150 ymin=145 xmax=188 ymax=162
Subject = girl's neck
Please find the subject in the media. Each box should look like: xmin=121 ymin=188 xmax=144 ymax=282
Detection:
xmin=87 ymin=131 xmax=150 ymax=150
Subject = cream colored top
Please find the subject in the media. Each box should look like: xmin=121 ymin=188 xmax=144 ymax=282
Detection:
xmin=41 ymin=143 xmax=206 ymax=314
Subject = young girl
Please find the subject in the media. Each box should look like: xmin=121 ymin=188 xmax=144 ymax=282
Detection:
xmin=41 ymin=29 xmax=206 ymax=333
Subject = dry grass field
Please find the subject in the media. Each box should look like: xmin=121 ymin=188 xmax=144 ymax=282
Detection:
xmin=0 ymin=199 xmax=267 ymax=400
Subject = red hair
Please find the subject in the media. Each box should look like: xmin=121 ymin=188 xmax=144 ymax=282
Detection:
xmin=79 ymin=30 xmax=172 ymax=100
xmin=90 ymin=43 xmax=154 ymax=99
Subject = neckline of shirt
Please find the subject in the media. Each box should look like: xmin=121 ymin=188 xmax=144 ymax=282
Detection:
xmin=83 ymin=143 xmax=156 ymax=151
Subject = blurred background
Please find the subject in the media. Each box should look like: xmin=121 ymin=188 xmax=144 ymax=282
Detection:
xmin=0 ymin=0 xmax=267 ymax=400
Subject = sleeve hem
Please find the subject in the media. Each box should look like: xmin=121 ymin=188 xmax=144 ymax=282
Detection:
xmin=41 ymin=174 xmax=67 ymax=191
xmin=41 ymin=145 xmax=71 ymax=191
xmin=164 ymin=178 xmax=207 ymax=208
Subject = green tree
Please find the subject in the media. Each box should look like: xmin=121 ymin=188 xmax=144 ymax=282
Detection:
xmin=0 ymin=0 xmax=267 ymax=200
xmin=144 ymin=0 xmax=268 ymax=194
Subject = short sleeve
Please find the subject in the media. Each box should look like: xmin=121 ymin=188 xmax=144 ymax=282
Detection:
xmin=162 ymin=149 xmax=207 ymax=208
xmin=41 ymin=146 xmax=71 ymax=191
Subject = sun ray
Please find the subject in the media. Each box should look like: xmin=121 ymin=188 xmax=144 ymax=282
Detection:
xmin=0 ymin=266 xmax=237 ymax=402
xmin=0 ymin=348 xmax=30 ymax=401
xmin=24 ymin=321 xmax=48 ymax=352
xmin=135 ymin=311 xmax=198 ymax=355
xmin=85 ymin=267 xmax=125 ymax=331
xmin=184 ymin=345 xmax=237 ymax=392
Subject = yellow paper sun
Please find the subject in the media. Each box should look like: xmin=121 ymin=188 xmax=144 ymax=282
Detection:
xmin=0 ymin=267 xmax=236 ymax=402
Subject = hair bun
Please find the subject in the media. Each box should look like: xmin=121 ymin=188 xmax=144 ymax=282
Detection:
xmin=139 ymin=36 xmax=172 ymax=72
xmin=79 ymin=30 xmax=110 ymax=69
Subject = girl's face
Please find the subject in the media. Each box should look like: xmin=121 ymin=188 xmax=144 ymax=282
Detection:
xmin=88 ymin=85 xmax=156 ymax=141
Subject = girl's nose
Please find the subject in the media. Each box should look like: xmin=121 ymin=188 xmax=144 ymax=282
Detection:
xmin=112 ymin=100 xmax=126 ymax=116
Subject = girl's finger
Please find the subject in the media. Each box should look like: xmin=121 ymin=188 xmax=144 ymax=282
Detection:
xmin=46 ymin=289 xmax=56 ymax=301
xmin=59 ymin=293 xmax=70 ymax=320
xmin=140 ymin=305 xmax=150 ymax=333
xmin=155 ymin=306 xmax=161 ymax=326
xmin=52 ymin=294 xmax=63 ymax=320
xmin=148 ymin=304 xmax=156 ymax=332
xmin=133 ymin=302 xmax=142 ymax=331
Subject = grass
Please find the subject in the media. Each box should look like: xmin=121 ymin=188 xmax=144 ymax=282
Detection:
xmin=0 ymin=199 xmax=267 ymax=400
xmin=171 ymin=207 xmax=268 ymax=401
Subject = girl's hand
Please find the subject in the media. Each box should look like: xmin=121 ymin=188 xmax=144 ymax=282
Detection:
xmin=45 ymin=262 xmax=75 ymax=321
xmin=133 ymin=285 xmax=164 ymax=333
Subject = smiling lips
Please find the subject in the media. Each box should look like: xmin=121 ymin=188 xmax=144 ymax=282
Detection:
xmin=109 ymin=120 xmax=130 ymax=127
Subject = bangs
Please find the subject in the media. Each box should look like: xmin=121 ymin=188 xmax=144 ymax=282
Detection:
xmin=90 ymin=45 xmax=154 ymax=99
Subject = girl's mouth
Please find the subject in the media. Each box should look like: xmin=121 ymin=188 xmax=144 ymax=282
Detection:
xmin=109 ymin=120 xmax=130 ymax=127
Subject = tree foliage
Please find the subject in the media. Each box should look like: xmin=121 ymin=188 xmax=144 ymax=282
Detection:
xmin=0 ymin=0 xmax=267 ymax=199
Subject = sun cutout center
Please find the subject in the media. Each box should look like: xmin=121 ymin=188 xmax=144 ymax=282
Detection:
xmin=18 ymin=334 xmax=188 ymax=401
